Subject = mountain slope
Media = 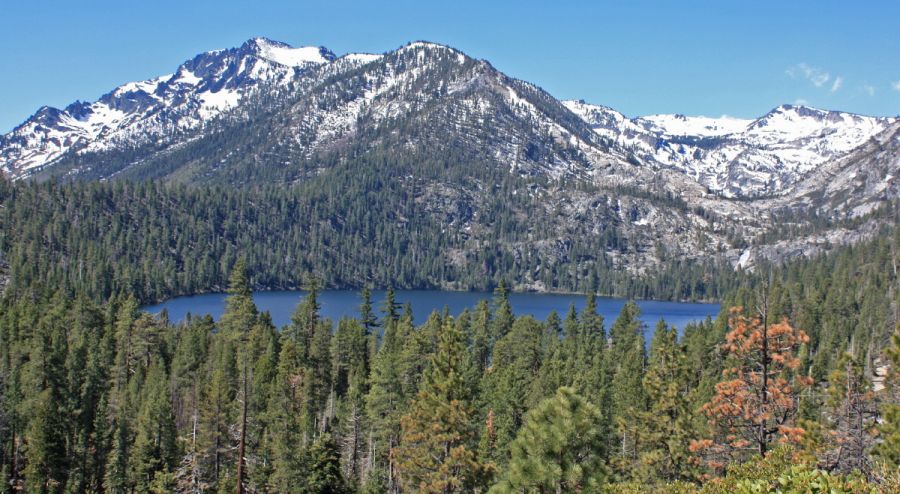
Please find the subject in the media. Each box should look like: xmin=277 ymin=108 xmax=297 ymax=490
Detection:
xmin=0 ymin=38 xmax=344 ymax=178
xmin=564 ymin=100 xmax=896 ymax=197
xmin=5 ymin=38 xmax=894 ymax=198
xmin=0 ymin=38 xmax=897 ymax=279
xmin=16 ymin=41 xmax=633 ymax=187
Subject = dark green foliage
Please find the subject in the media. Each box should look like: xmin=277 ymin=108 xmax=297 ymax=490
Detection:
xmin=302 ymin=433 xmax=352 ymax=494
xmin=489 ymin=387 xmax=606 ymax=493
xmin=0 ymin=178 xmax=742 ymax=305
xmin=633 ymin=320 xmax=699 ymax=483
xmin=0 ymin=210 xmax=896 ymax=491
xmin=394 ymin=318 xmax=489 ymax=493
xmin=128 ymin=362 xmax=176 ymax=492
xmin=23 ymin=389 xmax=68 ymax=494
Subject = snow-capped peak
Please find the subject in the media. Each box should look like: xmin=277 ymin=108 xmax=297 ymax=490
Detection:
xmin=398 ymin=41 xmax=461 ymax=54
xmin=0 ymin=37 xmax=344 ymax=179
xmin=2 ymin=38 xmax=897 ymax=200
xmin=341 ymin=52 xmax=383 ymax=64
xmin=245 ymin=37 xmax=335 ymax=66
xmin=637 ymin=113 xmax=752 ymax=137
xmin=567 ymin=99 xmax=897 ymax=196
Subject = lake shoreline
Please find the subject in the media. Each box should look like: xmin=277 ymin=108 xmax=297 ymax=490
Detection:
xmin=144 ymin=289 xmax=722 ymax=335
xmin=140 ymin=284 xmax=723 ymax=308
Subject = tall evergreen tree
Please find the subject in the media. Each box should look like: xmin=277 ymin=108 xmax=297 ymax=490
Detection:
xmin=491 ymin=282 xmax=514 ymax=346
xmin=364 ymin=311 xmax=411 ymax=493
xmin=606 ymin=302 xmax=647 ymax=473
xmin=128 ymin=362 xmax=177 ymax=493
xmin=478 ymin=317 xmax=543 ymax=468
xmin=394 ymin=318 xmax=490 ymax=493
xmin=23 ymin=389 xmax=68 ymax=494
xmin=358 ymin=287 xmax=379 ymax=335
xmin=874 ymin=326 xmax=899 ymax=468
xmin=470 ymin=300 xmax=492 ymax=373
xmin=302 ymin=433 xmax=352 ymax=494
xmin=267 ymin=339 xmax=308 ymax=493
xmin=633 ymin=320 xmax=698 ymax=483
xmin=821 ymin=352 xmax=879 ymax=475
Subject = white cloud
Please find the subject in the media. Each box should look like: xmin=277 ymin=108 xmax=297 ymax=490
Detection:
xmin=794 ymin=98 xmax=810 ymax=106
xmin=892 ymin=81 xmax=900 ymax=92
xmin=787 ymin=62 xmax=830 ymax=87
xmin=830 ymin=76 xmax=843 ymax=93
xmin=862 ymin=84 xmax=876 ymax=97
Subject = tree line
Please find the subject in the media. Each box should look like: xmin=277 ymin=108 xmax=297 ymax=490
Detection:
xmin=0 ymin=177 xmax=740 ymax=305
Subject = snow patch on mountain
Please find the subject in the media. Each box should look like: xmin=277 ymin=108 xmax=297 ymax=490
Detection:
xmin=565 ymin=100 xmax=897 ymax=196
xmin=252 ymin=38 xmax=332 ymax=66
xmin=0 ymin=38 xmax=338 ymax=178
xmin=639 ymin=114 xmax=751 ymax=137
xmin=342 ymin=53 xmax=383 ymax=64
xmin=1 ymin=37 xmax=897 ymax=201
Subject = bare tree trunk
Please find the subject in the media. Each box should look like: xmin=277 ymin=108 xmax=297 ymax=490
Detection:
xmin=363 ymin=431 xmax=374 ymax=483
xmin=757 ymin=289 xmax=770 ymax=457
xmin=191 ymin=408 xmax=199 ymax=493
xmin=236 ymin=366 xmax=248 ymax=494
xmin=388 ymin=437 xmax=397 ymax=494
xmin=10 ymin=428 xmax=17 ymax=489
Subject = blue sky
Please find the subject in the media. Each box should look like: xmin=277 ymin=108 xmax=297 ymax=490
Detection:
xmin=2 ymin=0 xmax=898 ymax=132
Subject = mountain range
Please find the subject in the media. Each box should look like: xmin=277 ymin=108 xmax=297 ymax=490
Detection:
xmin=1 ymin=38 xmax=897 ymax=278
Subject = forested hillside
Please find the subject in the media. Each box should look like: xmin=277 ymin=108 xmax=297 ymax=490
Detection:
xmin=4 ymin=38 xmax=896 ymax=284
xmin=0 ymin=227 xmax=897 ymax=492
xmin=0 ymin=35 xmax=897 ymax=493
xmin=0 ymin=177 xmax=741 ymax=304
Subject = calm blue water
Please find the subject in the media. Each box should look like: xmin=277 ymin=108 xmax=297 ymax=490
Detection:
xmin=144 ymin=290 xmax=720 ymax=337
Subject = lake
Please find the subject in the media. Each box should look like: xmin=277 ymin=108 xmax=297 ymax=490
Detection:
xmin=144 ymin=290 xmax=720 ymax=337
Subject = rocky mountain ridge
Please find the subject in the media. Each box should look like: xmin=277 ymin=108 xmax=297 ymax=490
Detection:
xmin=0 ymin=38 xmax=896 ymax=276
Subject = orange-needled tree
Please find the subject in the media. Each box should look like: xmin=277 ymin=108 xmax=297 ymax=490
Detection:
xmin=691 ymin=304 xmax=812 ymax=471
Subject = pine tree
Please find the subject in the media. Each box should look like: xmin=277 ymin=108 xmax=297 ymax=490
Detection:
xmin=218 ymin=258 xmax=257 ymax=337
xmin=267 ymin=339 xmax=307 ymax=492
xmin=560 ymin=304 xmax=581 ymax=390
xmin=381 ymin=287 xmax=400 ymax=326
xmin=284 ymin=281 xmax=332 ymax=438
xmin=218 ymin=260 xmax=261 ymax=494
xmin=128 ymin=362 xmax=177 ymax=493
xmin=171 ymin=317 xmax=213 ymax=493
xmin=302 ymin=433 xmax=351 ymax=494
xmin=359 ymin=287 xmax=379 ymax=335
xmin=246 ymin=316 xmax=279 ymax=491
xmin=542 ymin=310 xmax=562 ymax=355
xmin=634 ymin=320 xmax=698 ymax=483
xmin=607 ymin=302 xmax=647 ymax=473
xmin=105 ymin=412 xmax=130 ymax=494
xmin=821 ymin=352 xmax=879 ymax=474
xmin=364 ymin=311 xmax=411 ymax=493
xmin=489 ymin=387 xmax=605 ymax=493
xmin=470 ymin=300 xmax=492 ymax=373
xmin=576 ymin=294 xmax=607 ymax=405
xmin=22 ymin=297 xmax=71 ymax=494
xmin=478 ymin=317 xmax=543 ymax=468
xmin=23 ymin=389 xmax=68 ymax=494
xmin=332 ymin=318 xmax=370 ymax=484
xmin=607 ymin=301 xmax=645 ymax=418
xmin=398 ymin=312 xmax=440 ymax=404
xmin=198 ymin=341 xmax=237 ymax=490
xmin=528 ymin=345 xmax=566 ymax=410
xmin=491 ymin=282 xmax=514 ymax=345
xmin=691 ymin=306 xmax=812 ymax=470
xmin=394 ymin=318 xmax=490 ymax=493
xmin=63 ymin=296 xmax=109 ymax=493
